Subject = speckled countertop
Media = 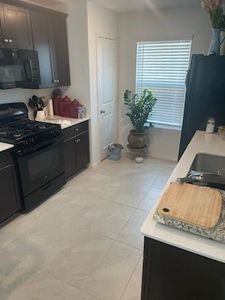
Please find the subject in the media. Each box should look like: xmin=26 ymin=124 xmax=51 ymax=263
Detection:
xmin=0 ymin=142 xmax=14 ymax=153
xmin=141 ymin=131 xmax=225 ymax=263
xmin=42 ymin=116 xmax=90 ymax=129
xmin=154 ymin=190 xmax=225 ymax=244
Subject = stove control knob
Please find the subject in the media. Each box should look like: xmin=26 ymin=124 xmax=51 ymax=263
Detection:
xmin=17 ymin=150 xmax=22 ymax=156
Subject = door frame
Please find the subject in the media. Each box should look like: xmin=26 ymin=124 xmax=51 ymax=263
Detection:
xmin=96 ymin=35 xmax=119 ymax=161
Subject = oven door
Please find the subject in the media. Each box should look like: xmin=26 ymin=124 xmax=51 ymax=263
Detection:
xmin=17 ymin=139 xmax=65 ymax=197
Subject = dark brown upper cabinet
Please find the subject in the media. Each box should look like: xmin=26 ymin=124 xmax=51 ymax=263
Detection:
xmin=31 ymin=10 xmax=70 ymax=88
xmin=1 ymin=2 xmax=33 ymax=49
xmin=0 ymin=0 xmax=70 ymax=88
xmin=49 ymin=13 xmax=70 ymax=87
xmin=31 ymin=9 xmax=54 ymax=88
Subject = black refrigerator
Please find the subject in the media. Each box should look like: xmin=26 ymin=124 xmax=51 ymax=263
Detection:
xmin=178 ymin=54 xmax=225 ymax=160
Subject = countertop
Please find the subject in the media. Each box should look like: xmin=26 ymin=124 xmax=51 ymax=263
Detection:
xmin=141 ymin=131 xmax=225 ymax=263
xmin=42 ymin=116 xmax=90 ymax=129
xmin=0 ymin=142 xmax=14 ymax=153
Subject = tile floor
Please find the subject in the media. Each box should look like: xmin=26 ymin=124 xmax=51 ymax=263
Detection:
xmin=0 ymin=156 xmax=175 ymax=300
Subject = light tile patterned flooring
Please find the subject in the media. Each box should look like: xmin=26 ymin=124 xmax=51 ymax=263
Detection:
xmin=0 ymin=157 xmax=175 ymax=300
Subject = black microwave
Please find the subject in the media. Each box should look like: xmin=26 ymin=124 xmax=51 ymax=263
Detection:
xmin=0 ymin=48 xmax=40 ymax=89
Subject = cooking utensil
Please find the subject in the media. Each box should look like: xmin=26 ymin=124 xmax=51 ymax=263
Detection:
xmin=178 ymin=173 xmax=225 ymax=190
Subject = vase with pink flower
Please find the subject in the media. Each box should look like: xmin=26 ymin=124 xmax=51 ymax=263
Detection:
xmin=201 ymin=0 xmax=225 ymax=55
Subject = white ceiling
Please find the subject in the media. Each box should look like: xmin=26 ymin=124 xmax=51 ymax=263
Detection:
xmin=27 ymin=0 xmax=200 ymax=12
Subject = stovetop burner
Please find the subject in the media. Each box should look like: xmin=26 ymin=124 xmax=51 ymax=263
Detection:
xmin=0 ymin=120 xmax=56 ymax=142
xmin=0 ymin=103 xmax=62 ymax=156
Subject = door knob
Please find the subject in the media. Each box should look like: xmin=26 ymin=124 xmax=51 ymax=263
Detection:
xmin=100 ymin=110 xmax=106 ymax=114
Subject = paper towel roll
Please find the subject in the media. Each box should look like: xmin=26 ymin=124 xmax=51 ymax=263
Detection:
xmin=48 ymin=99 xmax=54 ymax=117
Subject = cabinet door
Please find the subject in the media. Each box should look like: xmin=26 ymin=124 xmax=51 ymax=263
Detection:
xmin=75 ymin=132 xmax=90 ymax=171
xmin=2 ymin=3 xmax=33 ymax=49
xmin=49 ymin=13 xmax=70 ymax=87
xmin=0 ymin=3 xmax=3 ymax=46
xmin=31 ymin=10 xmax=54 ymax=88
xmin=0 ymin=164 xmax=20 ymax=223
xmin=63 ymin=138 xmax=77 ymax=179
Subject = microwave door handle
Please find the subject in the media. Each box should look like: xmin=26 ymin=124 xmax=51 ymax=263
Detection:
xmin=24 ymin=60 xmax=33 ymax=81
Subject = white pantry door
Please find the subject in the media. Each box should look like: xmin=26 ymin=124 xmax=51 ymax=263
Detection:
xmin=97 ymin=37 xmax=118 ymax=160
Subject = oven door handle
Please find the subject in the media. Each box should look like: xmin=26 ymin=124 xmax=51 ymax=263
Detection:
xmin=18 ymin=137 xmax=63 ymax=157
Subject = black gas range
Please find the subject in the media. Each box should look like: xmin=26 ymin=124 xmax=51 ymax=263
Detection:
xmin=0 ymin=102 xmax=66 ymax=211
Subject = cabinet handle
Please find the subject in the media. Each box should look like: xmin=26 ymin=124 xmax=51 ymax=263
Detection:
xmin=4 ymin=39 xmax=9 ymax=43
xmin=57 ymin=80 xmax=60 ymax=83
xmin=75 ymin=139 xmax=81 ymax=143
xmin=9 ymin=39 xmax=13 ymax=43
xmin=0 ymin=164 xmax=11 ymax=172
xmin=75 ymin=128 xmax=79 ymax=132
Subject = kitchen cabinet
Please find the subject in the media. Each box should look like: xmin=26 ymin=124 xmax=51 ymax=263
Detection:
xmin=63 ymin=121 xmax=90 ymax=180
xmin=31 ymin=9 xmax=70 ymax=88
xmin=0 ymin=2 xmax=33 ymax=49
xmin=0 ymin=0 xmax=70 ymax=88
xmin=141 ymin=237 xmax=225 ymax=300
xmin=49 ymin=13 xmax=70 ymax=87
xmin=31 ymin=10 xmax=54 ymax=88
xmin=0 ymin=150 xmax=21 ymax=223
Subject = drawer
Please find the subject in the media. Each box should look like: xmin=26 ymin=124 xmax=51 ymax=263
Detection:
xmin=63 ymin=121 xmax=89 ymax=140
xmin=0 ymin=150 xmax=14 ymax=170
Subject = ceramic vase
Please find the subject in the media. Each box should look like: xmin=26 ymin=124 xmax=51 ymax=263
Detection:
xmin=35 ymin=110 xmax=45 ymax=121
xmin=208 ymin=28 xmax=220 ymax=55
xmin=220 ymin=31 xmax=225 ymax=56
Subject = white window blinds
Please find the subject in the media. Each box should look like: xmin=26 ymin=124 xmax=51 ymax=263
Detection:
xmin=136 ymin=40 xmax=192 ymax=128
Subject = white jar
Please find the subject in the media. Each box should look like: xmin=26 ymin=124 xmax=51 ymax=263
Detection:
xmin=206 ymin=117 xmax=215 ymax=134
xmin=35 ymin=110 xmax=45 ymax=121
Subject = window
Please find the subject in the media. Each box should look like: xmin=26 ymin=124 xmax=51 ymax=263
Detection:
xmin=136 ymin=40 xmax=192 ymax=129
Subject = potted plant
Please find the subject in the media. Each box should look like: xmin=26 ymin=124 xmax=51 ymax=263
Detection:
xmin=124 ymin=89 xmax=157 ymax=149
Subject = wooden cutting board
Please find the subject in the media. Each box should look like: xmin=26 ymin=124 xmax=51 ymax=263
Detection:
xmin=156 ymin=182 xmax=222 ymax=230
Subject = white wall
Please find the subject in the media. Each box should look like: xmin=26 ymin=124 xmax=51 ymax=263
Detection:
xmin=87 ymin=2 xmax=118 ymax=164
xmin=118 ymin=6 xmax=211 ymax=161
xmin=63 ymin=1 xmax=91 ymax=109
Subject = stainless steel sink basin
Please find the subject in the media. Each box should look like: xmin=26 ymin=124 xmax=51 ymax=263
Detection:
xmin=190 ymin=153 xmax=225 ymax=175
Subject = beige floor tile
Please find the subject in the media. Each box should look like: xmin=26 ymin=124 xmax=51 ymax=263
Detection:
xmin=137 ymin=187 xmax=162 ymax=212
xmin=120 ymin=258 xmax=143 ymax=300
xmin=0 ymin=156 xmax=176 ymax=300
xmin=45 ymin=233 xmax=114 ymax=289
xmin=78 ymin=242 xmax=141 ymax=300
xmin=2 ymin=270 xmax=96 ymax=300
xmin=152 ymin=174 xmax=171 ymax=189
xmin=116 ymin=210 xmax=148 ymax=250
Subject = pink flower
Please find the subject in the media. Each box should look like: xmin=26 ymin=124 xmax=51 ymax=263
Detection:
xmin=214 ymin=0 xmax=223 ymax=7
xmin=209 ymin=0 xmax=223 ymax=8
xmin=201 ymin=0 xmax=211 ymax=12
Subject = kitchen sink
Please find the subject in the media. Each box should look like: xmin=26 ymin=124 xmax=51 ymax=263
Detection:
xmin=190 ymin=153 xmax=225 ymax=174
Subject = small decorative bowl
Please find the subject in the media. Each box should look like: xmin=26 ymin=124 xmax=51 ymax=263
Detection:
xmin=135 ymin=157 xmax=144 ymax=163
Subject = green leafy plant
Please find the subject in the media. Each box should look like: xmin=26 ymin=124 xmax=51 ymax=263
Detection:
xmin=124 ymin=89 xmax=157 ymax=133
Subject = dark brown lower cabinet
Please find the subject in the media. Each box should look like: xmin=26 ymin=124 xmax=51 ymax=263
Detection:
xmin=141 ymin=237 xmax=225 ymax=300
xmin=63 ymin=121 xmax=90 ymax=180
xmin=0 ymin=150 xmax=21 ymax=223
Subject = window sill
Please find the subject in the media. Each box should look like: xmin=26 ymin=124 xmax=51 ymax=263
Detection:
xmin=150 ymin=123 xmax=182 ymax=131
